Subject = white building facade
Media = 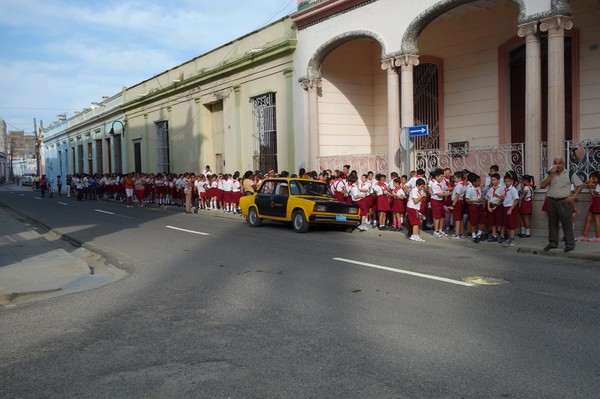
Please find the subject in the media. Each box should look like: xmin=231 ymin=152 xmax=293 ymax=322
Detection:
xmin=291 ymin=0 xmax=599 ymax=183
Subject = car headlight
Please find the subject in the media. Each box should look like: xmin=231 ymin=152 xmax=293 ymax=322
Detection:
xmin=315 ymin=205 xmax=327 ymax=212
xmin=348 ymin=207 xmax=359 ymax=214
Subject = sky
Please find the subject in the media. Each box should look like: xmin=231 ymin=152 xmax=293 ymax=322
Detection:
xmin=0 ymin=0 xmax=297 ymax=135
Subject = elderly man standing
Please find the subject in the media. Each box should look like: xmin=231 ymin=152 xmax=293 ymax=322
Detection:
xmin=541 ymin=157 xmax=584 ymax=252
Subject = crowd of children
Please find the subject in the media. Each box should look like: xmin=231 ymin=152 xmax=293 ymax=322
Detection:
xmin=56 ymin=163 xmax=600 ymax=244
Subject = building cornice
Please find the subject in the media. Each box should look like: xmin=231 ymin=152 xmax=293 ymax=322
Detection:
xmin=122 ymin=39 xmax=297 ymax=112
xmin=291 ymin=0 xmax=377 ymax=30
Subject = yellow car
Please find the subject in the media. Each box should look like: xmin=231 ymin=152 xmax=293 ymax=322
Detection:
xmin=239 ymin=178 xmax=361 ymax=233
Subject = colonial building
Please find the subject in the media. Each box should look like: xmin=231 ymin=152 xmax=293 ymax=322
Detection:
xmin=291 ymin=0 xmax=599 ymax=183
xmin=41 ymin=93 xmax=126 ymax=182
xmin=42 ymin=17 xmax=297 ymax=182
xmin=121 ymin=17 xmax=297 ymax=175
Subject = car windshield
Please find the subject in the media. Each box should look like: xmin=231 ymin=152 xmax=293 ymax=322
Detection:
xmin=291 ymin=180 xmax=333 ymax=197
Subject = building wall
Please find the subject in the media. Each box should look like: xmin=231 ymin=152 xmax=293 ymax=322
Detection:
xmin=318 ymin=39 xmax=387 ymax=156
xmin=123 ymin=17 xmax=296 ymax=175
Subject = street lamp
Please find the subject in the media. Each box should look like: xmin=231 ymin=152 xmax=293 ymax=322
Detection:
xmin=109 ymin=120 xmax=125 ymax=136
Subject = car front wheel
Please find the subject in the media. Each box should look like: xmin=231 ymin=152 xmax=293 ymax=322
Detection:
xmin=248 ymin=207 xmax=262 ymax=227
xmin=292 ymin=210 xmax=309 ymax=233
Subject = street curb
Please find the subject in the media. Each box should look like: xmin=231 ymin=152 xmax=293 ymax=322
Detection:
xmin=517 ymin=245 xmax=600 ymax=262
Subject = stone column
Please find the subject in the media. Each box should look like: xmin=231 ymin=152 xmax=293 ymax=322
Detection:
xmin=381 ymin=58 xmax=400 ymax=175
xmin=540 ymin=15 xmax=573 ymax=163
xmin=518 ymin=21 xmax=542 ymax=182
xmin=397 ymin=55 xmax=419 ymax=172
xmin=302 ymin=78 xmax=322 ymax=172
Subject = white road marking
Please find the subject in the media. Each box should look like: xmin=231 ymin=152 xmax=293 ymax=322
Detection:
xmin=166 ymin=225 xmax=210 ymax=236
xmin=34 ymin=197 xmax=42 ymax=200
xmin=57 ymin=202 xmax=69 ymax=206
xmin=94 ymin=209 xmax=115 ymax=215
xmin=332 ymin=257 xmax=476 ymax=287
xmin=19 ymin=194 xmax=25 ymax=197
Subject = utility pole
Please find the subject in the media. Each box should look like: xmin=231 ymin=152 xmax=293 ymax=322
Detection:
xmin=33 ymin=118 xmax=40 ymax=177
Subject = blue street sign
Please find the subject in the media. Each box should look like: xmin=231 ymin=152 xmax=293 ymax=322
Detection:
xmin=407 ymin=125 xmax=429 ymax=137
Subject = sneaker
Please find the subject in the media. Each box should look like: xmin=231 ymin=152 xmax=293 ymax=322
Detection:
xmin=439 ymin=231 xmax=448 ymax=237
xmin=472 ymin=236 xmax=480 ymax=243
xmin=487 ymin=234 xmax=498 ymax=242
xmin=433 ymin=231 xmax=442 ymax=238
xmin=497 ymin=236 xmax=505 ymax=244
xmin=410 ymin=235 xmax=425 ymax=242
xmin=449 ymin=233 xmax=461 ymax=240
xmin=575 ymin=235 xmax=589 ymax=242
xmin=502 ymin=239 xmax=510 ymax=247
xmin=588 ymin=237 xmax=600 ymax=242
xmin=509 ymin=238 xmax=517 ymax=246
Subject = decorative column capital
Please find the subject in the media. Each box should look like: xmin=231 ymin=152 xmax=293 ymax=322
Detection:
xmin=539 ymin=15 xmax=573 ymax=34
xmin=517 ymin=21 xmax=538 ymax=39
xmin=301 ymin=78 xmax=322 ymax=92
xmin=381 ymin=58 xmax=398 ymax=71
xmin=394 ymin=54 xmax=420 ymax=69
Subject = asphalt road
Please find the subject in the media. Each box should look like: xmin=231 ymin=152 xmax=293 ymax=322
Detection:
xmin=0 ymin=189 xmax=599 ymax=398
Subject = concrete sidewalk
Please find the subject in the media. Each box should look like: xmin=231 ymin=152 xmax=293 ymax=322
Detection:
xmin=0 ymin=190 xmax=127 ymax=306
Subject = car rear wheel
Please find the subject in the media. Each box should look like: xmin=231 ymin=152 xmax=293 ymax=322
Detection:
xmin=247 ymin=207 xmax=262 ymax=227
xmin=292 ymin=210 xmax=309 ymax=233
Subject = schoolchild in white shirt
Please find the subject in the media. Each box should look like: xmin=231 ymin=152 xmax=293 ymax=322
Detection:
xmin=349 ymin=175 xmax=368 ymax=231
xmin=448 ymin=171 xmax=467 ymax=239
xmin=430 ymin=169 xmax=451 ymax=238
xmin=519 ymin=175 xmax=535 ymax=237
xmin=486 ymin=173 xmax=505 ymax=242
xmin=373 ymin=174 xmax=392 ymax=230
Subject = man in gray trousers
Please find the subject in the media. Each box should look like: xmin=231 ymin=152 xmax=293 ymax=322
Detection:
xmin=541 ymin=157 xmax=584 ymax=252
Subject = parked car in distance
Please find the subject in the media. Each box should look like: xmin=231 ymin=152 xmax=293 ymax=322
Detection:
xmin=239 ymin=177 xmax=361 ymax=233
xmin=20 ymin=173 xmax=36 ymax=186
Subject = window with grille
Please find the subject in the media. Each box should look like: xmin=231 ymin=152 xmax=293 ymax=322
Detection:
xmin=413 ymin=61 xmax=441 ymax=150
xmin=251 ymin=93 xmax=277 ymax=173
xmin=156 ymin=121 xmax=170 ymax=173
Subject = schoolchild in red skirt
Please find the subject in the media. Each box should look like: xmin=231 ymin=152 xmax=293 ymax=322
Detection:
xmin=372 ymin=174 xmax=392 ymax=230
xmin=465 ymin=173 xmax=485 ymax=243
xmin=518 ymin=175 xmax=535 ymax=237
xmin=501 ymin=173 xmax=520 ymax=246
xmin=390 ymin=178 xmax=406 ymax=232
xmin=232 ymin=172 xmax=242 ymax=214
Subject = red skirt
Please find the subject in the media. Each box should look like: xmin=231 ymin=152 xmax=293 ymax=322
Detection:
xmin=591 ymin=196 xmax=600 ymax=214
xmin=391 ymin=198 xmax=405 ymax=213
xmin=452 ymin=200 xmax=464 ymax=222
xmin=223 ymin=190 xmax=233 ymax=203
xmin=376 ymin=195 xmax=391 ymax=212
xmin=520 ymin=200 xmax=533 ymax=215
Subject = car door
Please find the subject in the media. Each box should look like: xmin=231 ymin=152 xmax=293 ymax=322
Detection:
xmin=269 ymin=182 xmax=289 ymax=218
xmin=254 ymin=180 xmax=276 ymax=216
